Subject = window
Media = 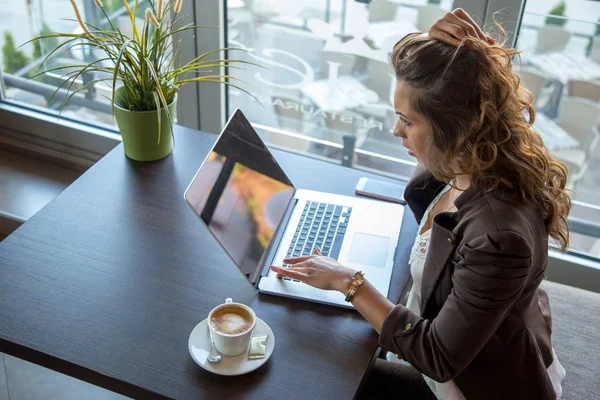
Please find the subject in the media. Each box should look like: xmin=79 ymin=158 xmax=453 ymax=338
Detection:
xmin=0 ymin=0 xmax=151 ymax=131
xmin=226 ymin=0 xmax=456 ymax=178
xmin=513 ymin=0 xmax=600 ymax=257
xmin=223 ymin=0 xmax=600 ymax=261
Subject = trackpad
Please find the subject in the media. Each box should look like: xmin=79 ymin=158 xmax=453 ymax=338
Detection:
xmin=347 ymin=233 xmax=390 ymax=268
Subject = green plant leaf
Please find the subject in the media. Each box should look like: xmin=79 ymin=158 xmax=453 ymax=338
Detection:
xmin=152 ymin=91 xmax=162 ymax=145
xmin=56 ymin=77 xmax=115 ymax=118
xmin=25 ymin=57 xmax=112 ymax=80
xmin=112 ymin=39 xmax=134 ymax=113
xmin=123 ymin=0 xmax=142 ymax=44
xmin=144 ymin=56 xmax=173 ymax=139
xmin=188 ymin=79 xmax=263 ymax=108
xmin=177 ymin=74 xmax=251 ymax=87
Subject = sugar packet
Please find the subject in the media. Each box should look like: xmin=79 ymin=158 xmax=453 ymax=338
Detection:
xmin=248 ymin=334 xmax=268 ymax=360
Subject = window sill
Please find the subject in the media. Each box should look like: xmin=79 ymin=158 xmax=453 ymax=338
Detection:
xmin=0 ymin=103 xmax=121 ymax=169
xmin=548 ymin=250 xmax=600 ymax=293
xmin=0 ymin=148 xmax=81 ymax=236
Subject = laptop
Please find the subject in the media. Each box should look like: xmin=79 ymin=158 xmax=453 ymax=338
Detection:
xmin=184 ymin=109 xmax=404 ymax=308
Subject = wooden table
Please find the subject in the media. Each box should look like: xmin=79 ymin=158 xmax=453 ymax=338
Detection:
xmin=0 ymin=126 xmax=416 ymax=399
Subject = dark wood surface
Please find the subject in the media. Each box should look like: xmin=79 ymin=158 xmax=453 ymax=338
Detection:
xmin=0 ymin=126 xmax=417 ymax=400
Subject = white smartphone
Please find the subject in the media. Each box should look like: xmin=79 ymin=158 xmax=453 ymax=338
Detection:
xmin=355 ymin=177 xmax=406 ymax=205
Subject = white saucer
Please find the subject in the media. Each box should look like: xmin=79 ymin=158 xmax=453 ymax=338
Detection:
xmin=188 ymin=317 xmax=275 ymax=376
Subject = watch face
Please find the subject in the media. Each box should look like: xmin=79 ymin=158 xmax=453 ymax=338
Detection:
xmin=356 ymin=272 xmax=365 ymax=284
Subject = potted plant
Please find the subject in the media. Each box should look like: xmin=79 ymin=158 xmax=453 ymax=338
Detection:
xmin=29 ymin=0 xmax=254 ymax=161
xmin=545 ymin=1 xmax=567 ymax=27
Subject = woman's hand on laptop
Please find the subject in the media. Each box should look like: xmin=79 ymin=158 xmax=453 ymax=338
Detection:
xmin=274 ymin=248 xmax=396 ymax=334
xmin=270 ymin=247 xmax=356 ymax=293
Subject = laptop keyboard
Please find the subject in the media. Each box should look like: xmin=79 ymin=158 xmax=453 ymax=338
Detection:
xmin=279 ymin=201 xmax=352 ymax=281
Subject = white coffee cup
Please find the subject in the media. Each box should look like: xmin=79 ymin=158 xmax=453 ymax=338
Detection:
xmin=208 ymin=298 xmax=256 ymax=357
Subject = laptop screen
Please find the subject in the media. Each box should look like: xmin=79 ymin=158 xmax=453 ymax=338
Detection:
xmin=185 ymin=109 xmax=295 ymax=280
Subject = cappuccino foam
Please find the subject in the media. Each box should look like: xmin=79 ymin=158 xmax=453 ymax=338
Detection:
xmin=210 ymin=306 xmax=253 ymax=335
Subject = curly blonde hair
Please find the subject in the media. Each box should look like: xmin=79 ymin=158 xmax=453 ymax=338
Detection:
xmin=391 ymin=29 xmax=571 ymax=251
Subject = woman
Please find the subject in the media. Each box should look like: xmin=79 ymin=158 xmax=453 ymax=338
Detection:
xmin=271 ymin=8 xmax=569 ymax=400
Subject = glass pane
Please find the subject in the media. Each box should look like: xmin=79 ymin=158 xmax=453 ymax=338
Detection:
xmin=226 ymin=0 xmax=454 ymax=178
xmin=0 ymin=0 xmax=148 ymax=130
xmin=515 ymin=0 xmax=600 ymax=256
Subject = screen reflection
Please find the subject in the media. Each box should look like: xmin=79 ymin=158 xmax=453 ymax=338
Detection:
xmin=186 ymin=111 xmax=295 ymax=278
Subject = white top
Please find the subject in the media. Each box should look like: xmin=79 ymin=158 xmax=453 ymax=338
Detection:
xmin=392 ymin=184 xmax=566 ymax=400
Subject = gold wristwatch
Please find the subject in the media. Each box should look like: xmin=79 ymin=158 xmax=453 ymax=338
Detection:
xmin=345 ymin=271 xmax=365 ymax=302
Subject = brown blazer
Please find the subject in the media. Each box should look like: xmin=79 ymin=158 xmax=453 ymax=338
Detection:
xmin=379 ymin=165 xmax=557 ymax=400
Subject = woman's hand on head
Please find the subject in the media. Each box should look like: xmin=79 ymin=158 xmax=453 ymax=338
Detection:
xmin=270 ymin=247 xmax=356 ymax=293
xmin=427 ymin=8 xmax=495 ymax=47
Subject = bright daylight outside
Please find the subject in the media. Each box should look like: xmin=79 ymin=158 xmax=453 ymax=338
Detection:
xmin=0 ymin=0 xmax=142 ymax=127
xmin=2 ymin=0 xmax=600 ymax=256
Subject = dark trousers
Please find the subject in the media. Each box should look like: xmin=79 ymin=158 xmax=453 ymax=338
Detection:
xmin=357 ymin=359 xmax=438 ymax=400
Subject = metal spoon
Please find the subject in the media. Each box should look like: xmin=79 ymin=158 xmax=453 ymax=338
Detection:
xmin=207 ymin=339 xmax=222 ymax=363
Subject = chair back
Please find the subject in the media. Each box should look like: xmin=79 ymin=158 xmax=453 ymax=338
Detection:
xmin=417 ymin=5 xmax=446 ymax=32
xmin=568 ymin=80 xmax=600 ymax=102
xmin=369 ymin=0 xmax=398 ymax=22
xmin=557 ymin=96 xmax=600 ymax=146
xmin=535 ymin=26 xmax=571 ymax=54
xmin=518 ymin=69 xmax=548 ymax=100
xmin=539 ymin=279 xmax=600 ymax=399
xmin=589 ymin=135 xmax=600 ymax=161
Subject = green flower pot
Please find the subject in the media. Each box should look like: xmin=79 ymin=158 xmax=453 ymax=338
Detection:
xmin=113 ymin=87 xmax=177 ymax=162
